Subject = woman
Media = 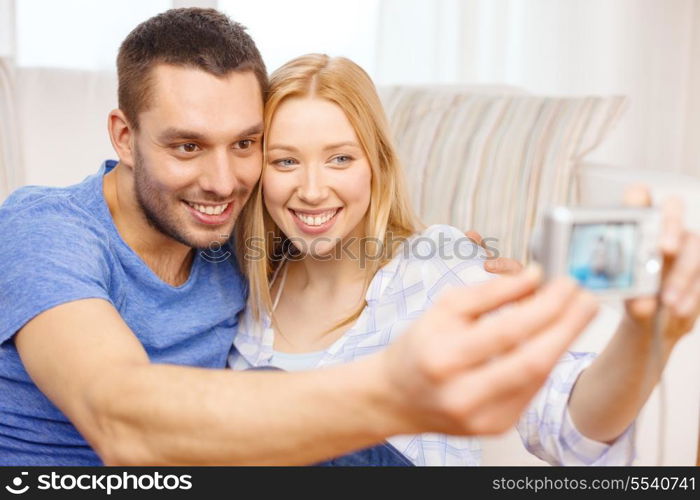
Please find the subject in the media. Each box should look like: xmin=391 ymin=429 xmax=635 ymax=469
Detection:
xmin=229 ymin=54 xmax=698 ymax=465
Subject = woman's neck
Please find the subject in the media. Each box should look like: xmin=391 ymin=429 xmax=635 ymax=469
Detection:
xmin=287 ymin=242 xmax=367 ymax=297
xmin=270 ymin=234 xmax=370 ymax=353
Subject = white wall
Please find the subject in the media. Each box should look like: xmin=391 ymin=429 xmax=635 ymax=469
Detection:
xmin=0 ymin=0 xmax=15 ymax=58
xmin=376 ymin=0 xmax=700 ymax=179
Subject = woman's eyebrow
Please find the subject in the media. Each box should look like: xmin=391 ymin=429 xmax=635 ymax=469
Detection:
xmin=267 ymin=141 xmax=361 ymax=153
xmin=238 ymin=123 xmax=264 ymax=138
xmin=323 ymin=141 xmax=360 ymax=151
xmin=267 ymin=144 xmax=299 ymax=152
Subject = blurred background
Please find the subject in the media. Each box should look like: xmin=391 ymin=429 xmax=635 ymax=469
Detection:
xmin=0 ymin=0 xmax=698 ymax=465
xmin=2 ymin=0 xmax=700 ymax=185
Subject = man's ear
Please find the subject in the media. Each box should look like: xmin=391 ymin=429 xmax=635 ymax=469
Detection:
xmin=108 ymin=109 xmax=136 ymax=169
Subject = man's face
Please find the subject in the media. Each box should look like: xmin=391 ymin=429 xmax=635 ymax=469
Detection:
xmin=130 ymin=64 xmax=263 ymax=250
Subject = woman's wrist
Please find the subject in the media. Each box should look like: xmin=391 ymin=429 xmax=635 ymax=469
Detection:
xmin=618 ymin=311 xmax=675 ymax=362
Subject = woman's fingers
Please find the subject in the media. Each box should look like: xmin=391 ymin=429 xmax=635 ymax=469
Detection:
xmin=659 ymin=231 xmax=700 ymax=339
xmin=677 ymin=268 xmax=700 ymax=318
xmin=622 ymin=183 xmax=652 ymax=207
xmin=661 ymin=196 xmax=684 ymax=256
xmin=625 ymin=295 xmax=658 ymax=323
xmin=662 ymin=231 xmax=700 ymax=308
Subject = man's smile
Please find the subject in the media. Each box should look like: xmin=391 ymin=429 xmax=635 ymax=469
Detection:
xmin=183 ymin=200 xmax=235 ymax=225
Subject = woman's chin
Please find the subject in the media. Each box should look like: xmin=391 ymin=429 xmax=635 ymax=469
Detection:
xmin=282 ymin=234 xmax=342 ymax=261
xmin=308 ymin=250 xmax=336 ymax=260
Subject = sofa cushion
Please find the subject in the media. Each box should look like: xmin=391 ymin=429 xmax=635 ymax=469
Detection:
xmin=379 ymin=86 xmax=627 ymax=262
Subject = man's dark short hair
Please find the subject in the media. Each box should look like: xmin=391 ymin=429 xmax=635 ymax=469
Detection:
xmin=117 ymin=7 xmax=268 ymax=129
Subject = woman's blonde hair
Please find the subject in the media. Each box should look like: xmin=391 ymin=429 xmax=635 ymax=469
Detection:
xmin=236 ymin=53 xmax=421 ymax=331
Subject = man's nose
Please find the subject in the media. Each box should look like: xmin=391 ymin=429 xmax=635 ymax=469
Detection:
xmin=199 ymin=149 xmax=237 ymax=199
xmin=296 ymin=165 xmax=328 ymax=205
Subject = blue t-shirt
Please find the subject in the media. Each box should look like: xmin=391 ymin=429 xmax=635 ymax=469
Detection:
xmin=0 ymin=160 xmax=247 ymax=465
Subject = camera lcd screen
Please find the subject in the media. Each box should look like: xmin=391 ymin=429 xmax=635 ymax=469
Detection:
xmin=568 ymin=222 xmax=637 ymax=290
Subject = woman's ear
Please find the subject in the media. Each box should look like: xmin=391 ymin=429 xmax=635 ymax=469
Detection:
xmin=107 ymin=109 xmax=136 ymax=169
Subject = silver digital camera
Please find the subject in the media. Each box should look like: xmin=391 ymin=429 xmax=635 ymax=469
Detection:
xmin=531 ymin=207 xmax=663 ymax=299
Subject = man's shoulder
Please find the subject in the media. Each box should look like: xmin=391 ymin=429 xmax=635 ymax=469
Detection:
xmin=0 ymin=180 xmax=114 ymax=272
xmin=0 ymin=182 xmax=108 ymax=238
xmin=3 ymin=182 xmax=89 ymax=214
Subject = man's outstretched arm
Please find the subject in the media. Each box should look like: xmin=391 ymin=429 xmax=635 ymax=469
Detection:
xmin=16 ymin=268 xmax=597 ymax=465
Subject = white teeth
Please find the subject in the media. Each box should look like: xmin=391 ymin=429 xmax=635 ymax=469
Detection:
xmin=187 ymin=202 xmax=229 ymax=216
xmin=293 ymin=209 xmax=338 ymax=226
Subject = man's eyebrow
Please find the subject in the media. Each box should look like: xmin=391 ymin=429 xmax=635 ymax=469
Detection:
xmin=157 ymin=123 xmax=264 ymax=142
xmin=238 ymin=122 xmax=264 ymax=138
xmin=158 ymin=128 xmax=207 ymax=142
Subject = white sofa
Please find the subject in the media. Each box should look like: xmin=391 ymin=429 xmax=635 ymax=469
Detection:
xmin=6 ymin=66 xmax=700 ymax=465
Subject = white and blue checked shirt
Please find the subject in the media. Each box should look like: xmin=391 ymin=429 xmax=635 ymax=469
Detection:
xmin=229 ymin=224 xmax=636 ymax=466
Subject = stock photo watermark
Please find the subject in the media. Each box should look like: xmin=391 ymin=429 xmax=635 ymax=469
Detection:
xmin=199 ymin=232 xmax=500 ymax=267
xmin=3 ymin=471 xmax=192 ymax=496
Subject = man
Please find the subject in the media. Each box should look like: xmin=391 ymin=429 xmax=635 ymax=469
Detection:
xmin=0 ymin=8 xmax=639 ymax=465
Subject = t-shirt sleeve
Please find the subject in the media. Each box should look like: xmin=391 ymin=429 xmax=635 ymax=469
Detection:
xmin=0 ymin=197 xmax=112 ymax=345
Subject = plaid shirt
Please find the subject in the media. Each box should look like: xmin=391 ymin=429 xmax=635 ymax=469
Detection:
xmin=229 ymin=224 xmax=636 ymax=465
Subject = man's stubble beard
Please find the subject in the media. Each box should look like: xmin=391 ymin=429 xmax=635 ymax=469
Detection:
xmin=132 ymin=146 xmax=235 ymax=251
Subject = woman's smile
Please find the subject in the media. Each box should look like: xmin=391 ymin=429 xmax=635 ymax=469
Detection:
xmin=289 ymin=207 xmax=343 ymax=235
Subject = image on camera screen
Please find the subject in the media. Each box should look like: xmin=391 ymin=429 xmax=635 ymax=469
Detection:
xmin=567 ymin=222 xmax=637 ymax=290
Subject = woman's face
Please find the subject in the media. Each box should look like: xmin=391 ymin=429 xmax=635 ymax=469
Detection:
xmin=263 ymin=97 xmax=372 ymax=258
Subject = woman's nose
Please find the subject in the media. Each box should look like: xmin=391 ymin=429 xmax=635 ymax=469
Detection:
xmin=296 ymin=166 xmax=328 ymax=205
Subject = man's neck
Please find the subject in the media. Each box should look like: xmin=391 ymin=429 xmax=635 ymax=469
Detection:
xmin=103 ymin=163 xmax=194 ymax=287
